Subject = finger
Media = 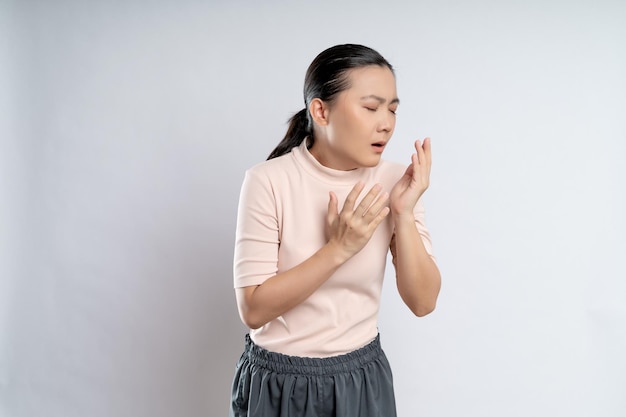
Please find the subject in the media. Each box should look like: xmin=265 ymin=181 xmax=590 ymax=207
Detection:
xmin=403 ymin=153 xmax=417 ymax=183
xmin=327 ymin=191 xmax=338 ymax=223
xmin=414 ymin=139 xmax=425 ymax=165
xmin=363 ymin=191 xmax=389 ymax=221
xmin=341 ymin=181 xmax=365 ymax=214
xmin=402 ymin=161 xmax=414 ymax=178
xmin=423 ymin=137 xmax=432 ymax=165
xmin=368 ymin=206 xmax=390 ymax=230
xmin=354 ymin=184 xmax=382 ymax=217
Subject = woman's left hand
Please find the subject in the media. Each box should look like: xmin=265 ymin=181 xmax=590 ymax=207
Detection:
xmin=389 ymin=138 xmax=432 ymax=216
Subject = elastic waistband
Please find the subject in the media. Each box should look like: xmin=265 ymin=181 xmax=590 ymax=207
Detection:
xmin=243 ymin=334 xmax=384 ymax=376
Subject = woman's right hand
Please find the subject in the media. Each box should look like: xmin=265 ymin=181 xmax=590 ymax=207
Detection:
xmin=326 ymin=182 xmax=390 ymax=261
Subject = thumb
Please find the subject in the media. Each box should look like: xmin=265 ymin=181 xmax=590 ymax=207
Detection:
xmin=327 ymin=191 xmax=338 ymax=224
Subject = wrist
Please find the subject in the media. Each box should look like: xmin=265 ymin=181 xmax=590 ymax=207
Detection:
xmin=391 ymin=211 xmax=415 ymax=225
xmin=321 ymin=240 xmax=352 ymax=266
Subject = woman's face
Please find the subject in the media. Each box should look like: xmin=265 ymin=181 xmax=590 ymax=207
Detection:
xmin=310 ymin=65 xmax=399 ymax=170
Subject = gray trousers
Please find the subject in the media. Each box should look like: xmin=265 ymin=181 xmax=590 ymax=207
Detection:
xmin=230 ymin=334 xmax=397 ymax=417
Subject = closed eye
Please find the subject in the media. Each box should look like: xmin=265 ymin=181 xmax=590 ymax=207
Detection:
xmin=365 ymin=107 xmax=377 ymax=112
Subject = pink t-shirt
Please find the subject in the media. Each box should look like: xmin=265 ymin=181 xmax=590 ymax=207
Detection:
xmin=234 ymin=140 xmax=435 ymax=357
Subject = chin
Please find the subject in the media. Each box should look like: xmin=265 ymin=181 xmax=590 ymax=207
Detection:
xmin=358 ymin=159 xmax=380 ymax=168
xmin=359 ymin=157 xmax=381 ymax=168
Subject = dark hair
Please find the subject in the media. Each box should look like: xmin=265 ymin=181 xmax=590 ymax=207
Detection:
xmin=267 ymin=44 xmax=394 ymax=160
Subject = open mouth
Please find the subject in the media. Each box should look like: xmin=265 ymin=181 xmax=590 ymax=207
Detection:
xmin=371 ymin=142 xmax=386 ymax=149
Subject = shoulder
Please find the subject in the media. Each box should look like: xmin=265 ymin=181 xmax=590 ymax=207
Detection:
xmin=238 ymin=153 xmax=298 ymax=193
xmin=244 ymin=152 xmax=298 ymax=183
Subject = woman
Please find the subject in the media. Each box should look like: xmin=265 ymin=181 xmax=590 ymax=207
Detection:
xmin=231 ymin=44 xmax=441 ymax=417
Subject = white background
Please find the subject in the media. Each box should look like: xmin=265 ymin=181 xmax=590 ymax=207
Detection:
xmin=1 ymin=0 xmax=625 ymax=416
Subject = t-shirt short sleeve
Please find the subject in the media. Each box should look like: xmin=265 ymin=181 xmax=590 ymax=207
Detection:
xmin=413 ymin=198 xmax=436 ymax=261
xmin=390 ymin=198 xmax=436 ymax=265
xmin=233 ymin=169 xmax=280 ymax=288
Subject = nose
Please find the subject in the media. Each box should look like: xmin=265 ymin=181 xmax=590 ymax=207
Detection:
xmin=377 ymin=111 xmax=395 ymax=133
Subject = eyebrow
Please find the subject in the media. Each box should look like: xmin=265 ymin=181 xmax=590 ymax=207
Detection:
xmin=360 ymin=95 xmax=400 ymax=105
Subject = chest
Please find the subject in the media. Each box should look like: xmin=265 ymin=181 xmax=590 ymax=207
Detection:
xmin=274 ymin=177 xmax=394 ymax=282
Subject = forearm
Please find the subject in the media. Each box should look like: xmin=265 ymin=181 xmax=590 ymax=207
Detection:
xmin=236 ymin=242 xmax=349 ymax=329
xmin=392 ymin=213 xmax=441 ymax=316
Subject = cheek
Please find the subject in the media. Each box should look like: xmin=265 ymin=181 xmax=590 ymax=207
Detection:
xmin=346 ymin=109 xmax=371 ymax=132
xmin=331 ymin=111 xmax=360 ymax=138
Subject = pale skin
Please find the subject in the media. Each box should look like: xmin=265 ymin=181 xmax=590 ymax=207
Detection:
xmin=236 ymin=66 xmax=441 ymax=329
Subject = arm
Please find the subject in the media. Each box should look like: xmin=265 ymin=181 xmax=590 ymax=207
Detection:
xmin=389 ymin=138 xmax=441 ymax=316
xmin=235 ymin=180 xmax=390 ymax=329
xmin=390 ymin=211 xmax=441 ymax=316
xmin=236 ymin=242 xmax=347 ymax=329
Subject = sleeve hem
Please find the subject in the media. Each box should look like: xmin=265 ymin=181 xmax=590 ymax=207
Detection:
xmin=234 ymin=275 xmax=272 ymax=289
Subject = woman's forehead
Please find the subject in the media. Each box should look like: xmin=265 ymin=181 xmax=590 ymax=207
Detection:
xmin=344 ymin=66 xmax=397 ymax=98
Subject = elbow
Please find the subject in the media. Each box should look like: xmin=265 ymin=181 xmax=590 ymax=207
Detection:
xmin=235 ymin=286 xmax=269 ymax=330
xmin=400 ymin=288 xmax=438 ymax=317
xmin=238 ymin=299 xmax=272 ymax=329
xmin=410 ymin=302 xmax=436 ymax=317
xmin=238 ymin=309 xmax=266 ymax=330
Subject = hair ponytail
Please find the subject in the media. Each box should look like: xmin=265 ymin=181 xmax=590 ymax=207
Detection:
xmin=267 ymin=108 xmax=311 ymax=160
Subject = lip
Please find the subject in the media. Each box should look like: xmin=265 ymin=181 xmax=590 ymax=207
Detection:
xmin=371 ymin=142 xmax=386 ymax=153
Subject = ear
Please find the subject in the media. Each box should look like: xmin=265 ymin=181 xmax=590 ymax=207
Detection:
xmin=309 ymin=98 xmax=330 ymax=126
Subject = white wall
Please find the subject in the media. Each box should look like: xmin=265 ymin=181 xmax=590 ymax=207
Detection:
xmin=1 ymin=0 xmax=625 ymax=416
